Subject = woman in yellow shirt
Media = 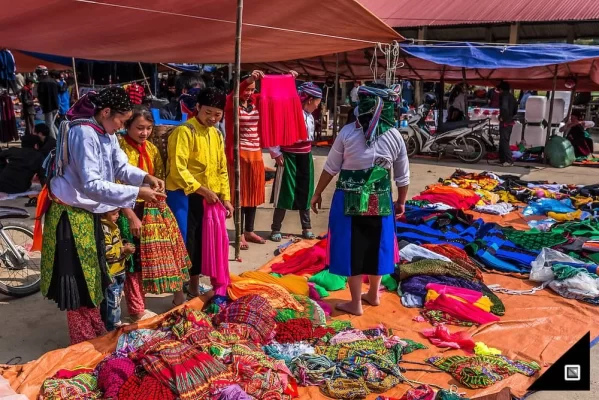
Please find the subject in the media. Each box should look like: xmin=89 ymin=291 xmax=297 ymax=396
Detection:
xmin=119 ymin=107 xmax=188 ymax=321
xmin=166 ymin=88 xmax=233 ymax=298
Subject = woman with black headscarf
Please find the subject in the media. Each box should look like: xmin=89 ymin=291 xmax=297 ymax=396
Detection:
xmin=39 ymin=87 xmax=165 ymax=344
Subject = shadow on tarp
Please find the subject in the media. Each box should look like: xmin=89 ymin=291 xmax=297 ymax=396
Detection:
xmin=2 ymin=211 xmax=599 ymax=399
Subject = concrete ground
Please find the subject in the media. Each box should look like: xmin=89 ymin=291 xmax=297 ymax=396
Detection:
xmin=1 ymin=148 xmax=598 ymax=399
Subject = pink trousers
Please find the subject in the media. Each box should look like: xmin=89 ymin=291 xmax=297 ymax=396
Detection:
xmin=67 ymin=307 xmax=107 ymax=345
xmin=124 ymin=272 xmax=145 ymax=316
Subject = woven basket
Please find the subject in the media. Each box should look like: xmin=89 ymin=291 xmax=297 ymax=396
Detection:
xmin=149 ymin=125 xmax=176 ymax=164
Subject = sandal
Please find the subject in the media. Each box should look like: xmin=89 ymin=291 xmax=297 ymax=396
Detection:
xmin=270 ymin=231 xmax=282 ymax=242
xmin=302 ymin=231 xmax=316 ymax=240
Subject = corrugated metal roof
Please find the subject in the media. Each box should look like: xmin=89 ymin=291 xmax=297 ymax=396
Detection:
xmin=360 ymin=0 xmax=599 ymax=28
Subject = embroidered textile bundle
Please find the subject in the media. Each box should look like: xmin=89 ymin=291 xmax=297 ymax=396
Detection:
xmin=118 ymin=374 xmax=176 ymax=400
xmin=275 ymin=318 xmax=335 ymax=344
xmin=228 ymin=276 xmax=305 ymax=311
xmin=39 ymin=372 xmax=101 ymax=400
xmin=212 ymin=295 xmax=277 ymax=344
xmin=131 ymin=338 xmax=233 ymax=400
xmin=140 ymin=201 xmax=190 ymax=294
xmin=426 ymin=354 xmax=540 ymax=389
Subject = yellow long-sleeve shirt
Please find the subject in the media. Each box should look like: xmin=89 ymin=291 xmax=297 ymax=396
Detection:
xmin=165 ymin=117 xmax=230 ymax=201
xmin=118 ymin=137 xmax=165 ymax=180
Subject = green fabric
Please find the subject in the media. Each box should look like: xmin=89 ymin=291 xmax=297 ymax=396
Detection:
xmin=502 ymin=228 xmax=567 ymax=250
xmin=274 ymin=151 xmax=314 ymax=210
xmin=381 ymin=274 xmax=398 ymax=292
xmin=313 ymin=283 xmax=330 ymax=298
xmin=400 ymin=338 xmax=428 ymax=354
xmin=399 ymin=259 xmax=476 ymax=282
xmin=336 ymin=167 xmax=392 ymax=217
xmin=270 ymin=272 xmax=283 ymax=278
xmin=406 ymin=200 xmax=430 ymax=207
xmin=551 ymin=220 xmax=599 ymax=240
xmin=545 ymin=135 xmax=575 ymax=168
xmin=482 ymin=287 xmax=505 ymax=316
xmin=358 ymin=95 xmax=395 ymax=146
xmin=435 ymin=390 xmax=468 ymax=400
xmin=40 ymin=202 xmax=104 ymax=306
xmin=328 ymin=320 xmax=353 ymax=332
xmin=552 ymin=263 xmax=598 ymax=280
xmin=309 ymin=269 xmax=348 ymax=291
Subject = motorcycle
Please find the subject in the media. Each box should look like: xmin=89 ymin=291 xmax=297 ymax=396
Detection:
xmin=400 ymin=104 xmax=495 ymax=164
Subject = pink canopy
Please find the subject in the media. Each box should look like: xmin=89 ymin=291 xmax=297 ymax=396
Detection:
xmin=0 ymin=0 xmax=401 ymax=64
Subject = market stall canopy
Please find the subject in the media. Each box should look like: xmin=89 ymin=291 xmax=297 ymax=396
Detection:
xmin=0 ymin=0 xmax=401 ymax=64
xmin=251 ymin=43 xmax=599 ymax=90
xmin=12 ymin=50 xmax=70 ymax=73
xmin=398 ymin=42 xmax=599 ymax=90
xmin=359 ymin=0 xmax=599 ymax=28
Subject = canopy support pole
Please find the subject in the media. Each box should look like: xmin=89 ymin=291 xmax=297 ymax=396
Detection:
xmin=566 ymin=80 xmax=577 ymax=121
xmin=71 ymin=58 xmax=80 ymax=100
xmin=138 ymin=62 xmax=153 ymax=97
xmin=437 ymin=74 xmax=445 ymax=129
xmin=332 ymin=53 xmax=339 ymax=139
xmin=544 ymin=65 xmax=559 ymax=164
xmin=233 ymin=0 xmax=244 ymax=260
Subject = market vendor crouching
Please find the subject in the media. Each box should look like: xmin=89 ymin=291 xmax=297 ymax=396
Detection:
xmin=269 ymin=82 xmax=322 ymax=241
xmin=40 ymin=87 xmax=166 ymax=344
xmin=166 ymin=88 xmax=234 ymax=299
xmin=311 ymin=84 xmax=410 ymax=316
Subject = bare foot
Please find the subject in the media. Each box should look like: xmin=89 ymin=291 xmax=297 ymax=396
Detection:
xmin=361 ymin=292 xmax=380 ymax=306
xmin=335 ymin=301 xmax=363 ymax=316
xmin=244 ymin=231 xmax=266 ymax=244
xmin=240 ymin=235 xmax=249 ymax=250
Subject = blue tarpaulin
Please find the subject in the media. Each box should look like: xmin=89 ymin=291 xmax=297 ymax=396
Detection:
xmin=400 ymin=42 xmax=599 ymax=69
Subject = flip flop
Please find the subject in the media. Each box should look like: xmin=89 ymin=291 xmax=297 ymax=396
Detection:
xmin=270 ymin=232 xmax=282 ymax=242
xmin=302 ymin=231 xmax=316 ymax=240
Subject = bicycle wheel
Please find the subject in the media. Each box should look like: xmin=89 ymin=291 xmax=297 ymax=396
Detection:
xmin=0 ymin=221 xmax=41 ymax=297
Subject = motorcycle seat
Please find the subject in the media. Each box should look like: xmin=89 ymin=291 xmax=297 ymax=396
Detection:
xmin=436 ymin=120 xmax=471 ymax=134
xmin=0 ymin=206 xmax=30 ymax=220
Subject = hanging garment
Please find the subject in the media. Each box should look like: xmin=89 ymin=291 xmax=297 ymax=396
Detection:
xmin=0 ymin=93 xmax=18 ymax=143
xmin=259 ymin=75 xmax=307 ymax=147
xmin=126 ymin=83 xmax=145 ymax=105
xmin=201 ymin=200 xmax=230 ymax=296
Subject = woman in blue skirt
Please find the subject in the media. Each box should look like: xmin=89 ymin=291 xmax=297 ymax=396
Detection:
xmin=311 ymin=84 xmax=410 ymax=316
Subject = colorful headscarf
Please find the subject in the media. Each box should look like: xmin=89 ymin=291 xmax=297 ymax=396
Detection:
xmin=298 ymin=82 xmax=323 ymax=103
xmin=197 ymin=87 xmax=226 ymax=110
xmin=357 ymin=84 xmax=400 ymax=147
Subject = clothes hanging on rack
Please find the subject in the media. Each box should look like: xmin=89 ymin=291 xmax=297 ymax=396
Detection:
xmin=0 ymin=93 xmax=18 ymax=143
xmin=126 ymin=83 xmax=145 ymax=105
xmin=0 ymin=50 xmax=16 ymax=83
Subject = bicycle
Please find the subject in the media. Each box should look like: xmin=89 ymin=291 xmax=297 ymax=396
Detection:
xmin=0 ymin=207 xmax=41 ymax=297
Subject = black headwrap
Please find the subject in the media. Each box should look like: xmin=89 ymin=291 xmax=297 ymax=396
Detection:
xmin=197 ymin=87 xmax=226 ymax=110
xmin=89 ymin=87 xmax=133 ymax=114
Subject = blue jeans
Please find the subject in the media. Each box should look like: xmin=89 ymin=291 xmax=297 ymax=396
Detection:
xmin=100 ymin=273 xmax=125 ymax=331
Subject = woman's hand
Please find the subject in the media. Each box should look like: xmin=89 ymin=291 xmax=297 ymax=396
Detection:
xmin=274 ymin=155 xmax=284 ymax=167
xmin=138 ymin=187 xmax=167 ymax=203
xmin=250 ymin=70 xmax=265 ymax=83
xmin=123 ymin=243 xmax=136 ymax=256
xmin=289 ymin=70 xmax=299 ymax=79
xmin=127 ymin=213 xmax=143 ymax=238
xmin=395 ymin=201 xmax=406 ymax=219
xmin=310 ymin=192 xmax=322 ymax=214
xmin=197 ymin=187 xmax=219 ymax=204
xmin=143 ymin=175 xmax=165 ymax=192
xmin=223 ymin=200 xmax=234 ymax=219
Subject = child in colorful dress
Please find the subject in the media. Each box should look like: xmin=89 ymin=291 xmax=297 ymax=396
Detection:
xmin=119 ymin=107 xmax=189 ymax=322
xmin=100 ymin=208 xmax=135 ymax=331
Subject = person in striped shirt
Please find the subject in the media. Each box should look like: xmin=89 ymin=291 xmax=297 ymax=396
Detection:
xmin=269 ymin=82 xmax=322 ymax=241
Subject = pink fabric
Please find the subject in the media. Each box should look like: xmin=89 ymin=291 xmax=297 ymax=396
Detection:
xmin=66 ymin=307 xmax=107 ymax=345
xmin=394 ymin=236 xmax=400 ymax=264
xmin=425 ymin=283 xmax=483 ymax=303
xmin=202 ymin=200 xmax=230 ymax=296
xmin=308 ymin=283 xmax=321 ymax=300
xmin=421 ymin=325 xmax=475 ymax=353
xmin=425 ymin=293 xmax=500 ymax=325
xmin=258 ymin=75 xmax=307 ymax=148
xmin=125 ymin=272 xmax=145 ymax=316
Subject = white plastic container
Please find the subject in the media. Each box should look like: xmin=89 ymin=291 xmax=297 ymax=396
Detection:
xmin=525 ymin=96 xmax=547 ymax=123
xmin=523 ymin=124 xmax=548 ymax=148
xmin=545 ymin=98 xmax=566 ymax=125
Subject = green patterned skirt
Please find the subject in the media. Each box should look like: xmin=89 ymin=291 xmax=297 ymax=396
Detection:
xmin=40 ymin=202 xmax=109 ymax=310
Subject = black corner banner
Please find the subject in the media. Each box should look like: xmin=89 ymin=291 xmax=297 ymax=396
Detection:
xmin=528 ymin=332 xmax=591 ymax=392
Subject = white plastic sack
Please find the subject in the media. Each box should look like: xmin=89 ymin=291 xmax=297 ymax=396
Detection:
xmin=529 ymin=248 xmax=586 ymax=283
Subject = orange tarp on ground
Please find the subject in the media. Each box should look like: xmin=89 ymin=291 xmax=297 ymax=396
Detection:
xmin=3 ymin=229 xmax=597 ymax=399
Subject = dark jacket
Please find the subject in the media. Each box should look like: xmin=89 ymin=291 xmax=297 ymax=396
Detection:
xmin=36 ymin=77 xmax=59 ymax=113
xmin=19 ymin=86 xmax=35 ymax=115
xmin=0 ymin=147 xmax=46 ymax=194
xmin=39 ymin=137 xmax=57 ymax=158
xmin=499 ymin=91 xmax=518 ymax=124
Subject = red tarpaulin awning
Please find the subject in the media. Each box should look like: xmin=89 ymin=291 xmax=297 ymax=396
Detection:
xmin=0 ymin=0 xmax=401 ymax=64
